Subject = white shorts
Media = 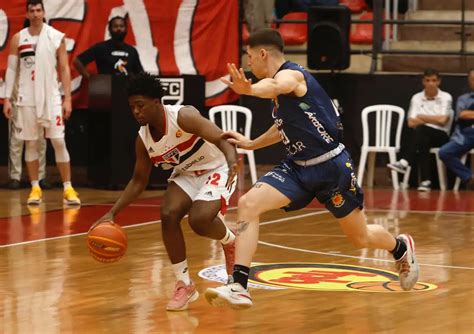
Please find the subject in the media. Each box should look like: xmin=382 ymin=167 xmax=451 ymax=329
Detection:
xmin=14 ymin=105 xmax=65 ymax=140
xmin=169 ymin=164 xmax=237 ymax=209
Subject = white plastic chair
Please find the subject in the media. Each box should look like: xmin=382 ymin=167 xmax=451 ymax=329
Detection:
xmin=429 ymin=148 xmax=447 ymax=191
xmin=357 ymin=104 xmax=408 ymax=190
xmin=453 ymin=149 xmax=474 ymax=191
xmin=209 ymin=105 xmax=257 ymax=185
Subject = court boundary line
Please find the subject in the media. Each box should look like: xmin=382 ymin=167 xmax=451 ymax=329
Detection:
xmin=1 ymin=209 xmax=473 ymax=271
xmin=0 ymin=210 xmax=328 ymax=248
xmin=258 ymin=240 xmax=474 ymax=270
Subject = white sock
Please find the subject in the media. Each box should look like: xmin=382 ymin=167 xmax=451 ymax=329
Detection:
xmin=171 ymin=259 xmax=191 ymax=285
xmin=31 ymin=180 xmax=40 ymax=188
xmin=220 ymin=227 xmax=236 ymax=245
xmin=63 ymin=181 xmax=72 ymax=190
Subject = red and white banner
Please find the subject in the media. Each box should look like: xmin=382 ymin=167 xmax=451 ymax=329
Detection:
xmin=0 ymin=0 xmax=239 ymax=107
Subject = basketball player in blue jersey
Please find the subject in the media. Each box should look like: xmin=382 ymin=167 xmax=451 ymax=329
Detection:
xmin=205 ymin=29 xmax=419 ymax=309
xmin=94 ymin=73 xmax=239 ymax=311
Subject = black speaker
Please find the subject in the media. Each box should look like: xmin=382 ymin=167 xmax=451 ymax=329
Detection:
xmin=307 ymin=6 xmax=351 ymax=70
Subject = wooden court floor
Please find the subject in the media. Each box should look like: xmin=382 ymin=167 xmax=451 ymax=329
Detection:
xmin=0 ymin=188 xmax=473 ymax=333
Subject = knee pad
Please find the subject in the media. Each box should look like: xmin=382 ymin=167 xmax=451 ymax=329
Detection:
xmin=50 ymin=138 xmax=70 ymax=163
xmin=24 ymin=140 xmax=39 ymax=162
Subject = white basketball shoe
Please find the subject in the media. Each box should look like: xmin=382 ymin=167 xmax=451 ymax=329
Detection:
xmin=395 ymin=234 xmax=420 ymax=291
xmin=205 ymin=278 xmax=253 ymax=309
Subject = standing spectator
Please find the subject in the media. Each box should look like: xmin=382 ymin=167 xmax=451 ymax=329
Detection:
xmin=387 ymin=68 xmax=453 ymax=191
xmin=244 ymin=0 xmax=275 ymax=33
xmin=439 ymin=70 xmax=474 ymax=188
xmin=73 ymin=16 xmax=143 ymax=78
xmin=2 ymin=0 xmax=80 ymax=205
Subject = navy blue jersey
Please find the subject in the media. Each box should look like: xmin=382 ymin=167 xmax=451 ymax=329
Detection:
xmin=272 ymin=61 xmax=342 ymax=160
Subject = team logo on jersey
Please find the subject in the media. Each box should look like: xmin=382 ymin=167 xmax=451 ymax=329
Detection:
xmin=175 ymin=129 xmax=182 ymax=138
xmin=331 ymin=192 xmax=345 ymax=208
xmin=199 ymin=263 xmax=437 ymax=292
xmin=298 ymin=102 xmax=311 ymax=111
xmin=162 ymin=148 xmax=180 ymax=164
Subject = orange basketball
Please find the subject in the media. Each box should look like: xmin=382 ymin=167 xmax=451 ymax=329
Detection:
xmin=87 ymin=221 xmax=128 ymax=263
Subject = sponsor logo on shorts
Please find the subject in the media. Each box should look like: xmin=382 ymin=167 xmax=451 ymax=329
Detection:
xmin=204 ymin=191 xmax=213 ymax=197
xmin=176 ymin=129 xmax=182 ymax=138
xmin=345 ymin=161 xmax=358 ymax=193
xmin=331 ymin=192 xmax=345 ymax=208
xmin=264 ymin=171 xmax=286 ymax=183
xmin=148 ymin=146 xmax=155 ymax=153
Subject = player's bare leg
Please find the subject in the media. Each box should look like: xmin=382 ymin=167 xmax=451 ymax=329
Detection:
xmin=338 ymin=209 xmax=419 ymax=290
xmin=161 ymin=182 xmax=197 ymax=311
xmin=189 ymin=200 xmax=237 ymax=275
xmin=205 ymin=183 xmax=290 ymax=309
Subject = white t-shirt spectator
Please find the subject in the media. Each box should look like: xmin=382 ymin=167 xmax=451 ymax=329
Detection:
xmin=408 ymin=89 xmax=453 ymax=134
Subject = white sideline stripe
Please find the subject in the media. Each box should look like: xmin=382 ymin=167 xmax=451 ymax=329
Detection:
xmin=258 ymin=241 xmax=474 ymax=271
xmin=2 ymin=208 xmax=474 ymax=271
xmin=0 ymin=208 xmax=322 ymax=248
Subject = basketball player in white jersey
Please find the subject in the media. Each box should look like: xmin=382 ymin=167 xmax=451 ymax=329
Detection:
xmin=3 ymin=0 xmax=80 ymax=205
xmin=95 ymin=72 xmax=239 ymax=311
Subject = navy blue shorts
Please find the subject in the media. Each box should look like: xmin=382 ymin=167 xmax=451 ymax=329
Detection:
xmin=259 ymin=150 xmax=364 ymax=218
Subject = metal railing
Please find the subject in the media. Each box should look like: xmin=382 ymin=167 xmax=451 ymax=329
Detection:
xmin=240 ymin=0 xmax=474 ymax=73
xmin=370 ymin=0 xmax=473 ymax=72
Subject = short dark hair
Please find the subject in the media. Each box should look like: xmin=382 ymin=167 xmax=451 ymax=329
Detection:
xmin=423 ymin=68 xmax=440 ymax=78
xmin=127 ymin=72 xmax=165 ymax=100
xmin=248 ymin=29 xmax=284 ymax=53
xmin=108 ymin=16 xmax=127 ymax=33
xmin=26 ymin=0 xmax=44 ymax=11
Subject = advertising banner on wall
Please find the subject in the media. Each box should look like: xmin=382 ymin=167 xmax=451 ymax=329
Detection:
xmin=0 ymin=0 xmax=239 ymax=107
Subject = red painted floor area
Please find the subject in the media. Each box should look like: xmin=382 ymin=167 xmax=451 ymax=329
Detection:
xmin=1 ymin=189 xmax=473 ymax=246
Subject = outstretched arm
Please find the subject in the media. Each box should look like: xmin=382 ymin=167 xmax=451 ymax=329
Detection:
xmin=224 ymin=124 xmax=281 ymax=151
xmin=178 ymin=106 xmax=239 ymax=188
xmin=221 ymin=63 xmax=306 ymax=99
xmin=93 ymin=136 xmax=152 ymax=227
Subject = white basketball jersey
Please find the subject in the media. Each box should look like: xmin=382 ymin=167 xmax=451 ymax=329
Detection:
xmin=17 ymin=28 xmax=61 ymax=106
xmin=138 ymin=105 xmax=227 ymax=173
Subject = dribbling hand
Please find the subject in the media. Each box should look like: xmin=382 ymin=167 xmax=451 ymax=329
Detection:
xmin=89 ymin=212 xmax=115 ymax=232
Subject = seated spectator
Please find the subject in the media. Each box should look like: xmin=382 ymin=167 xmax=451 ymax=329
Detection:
xmin=439 ymin=69 xmax=474 ymax=188
xmin=387 ymin=68 xmax=453 ymax=191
